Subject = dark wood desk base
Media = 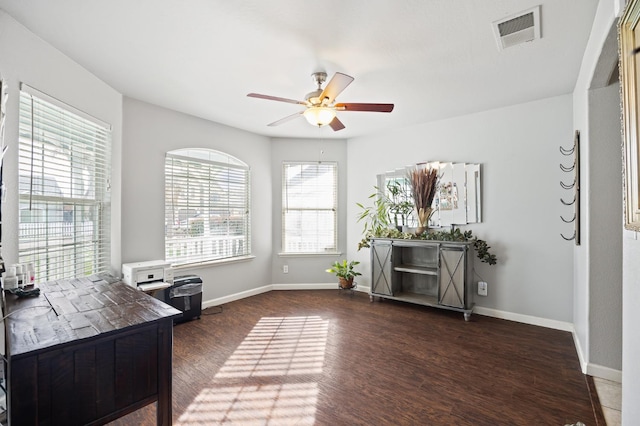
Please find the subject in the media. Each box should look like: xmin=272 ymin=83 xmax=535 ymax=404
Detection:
xmin=4 ymin=276 xmax=180 ymax=425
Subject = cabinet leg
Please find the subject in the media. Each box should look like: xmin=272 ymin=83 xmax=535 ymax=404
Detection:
xmin=369 ymin=294 xmax=374 ymax=302
xmin=464 ymin=312 xmax=471 ymax=322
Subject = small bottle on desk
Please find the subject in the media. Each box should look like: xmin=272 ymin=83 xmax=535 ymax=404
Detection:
xmin=2 ymin=266 xmax=18 ymax=290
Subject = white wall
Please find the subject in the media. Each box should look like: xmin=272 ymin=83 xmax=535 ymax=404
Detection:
xmin=612 ymin=0 xmax=640 ymax=416
xmin=270 ymin=137 xmax=348 ymax=285
xmin=347 ymin=95 xmax=575 ymax=323
xmin=605 ymin=0 xmax=640 ymax=423
xmin=572 ymin=0 xmax=625 ymax=381
xmin=588 ymin=82 xmax=623 ymax=371
xmin=0 ymin=10 xmax=123 ymax=275
xmin=574 ymin=1 xmax=640 ymax=424
xmin=122 ymin=98 xmax=272 ymax=301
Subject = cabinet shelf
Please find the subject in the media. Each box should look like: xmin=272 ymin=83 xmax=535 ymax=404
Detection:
xmin=390 ymin=291 xmax=438 ymax=306
xmin=394 ymin=264 xmax=438 ymax=275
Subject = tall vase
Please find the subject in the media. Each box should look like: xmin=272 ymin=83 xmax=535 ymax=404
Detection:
xmin=416 ymin=207 xmax=433 ymax=235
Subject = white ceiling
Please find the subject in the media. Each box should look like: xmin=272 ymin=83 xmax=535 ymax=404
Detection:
xmin=0 ymin=0 xmax=599 ymax=139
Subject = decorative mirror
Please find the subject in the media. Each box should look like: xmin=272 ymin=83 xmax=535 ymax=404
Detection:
xmin=377 ymin=162 xmax=482 ymax=229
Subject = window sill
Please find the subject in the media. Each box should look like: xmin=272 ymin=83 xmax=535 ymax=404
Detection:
xmin=171 ymin=255 xmax=255 ymax=270
xmin=278 ymin=252 xmax=343 ymax=258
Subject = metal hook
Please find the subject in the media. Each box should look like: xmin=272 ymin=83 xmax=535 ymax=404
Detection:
xmin=561 ymin=230 xmax=576 ymax=241
xmin=560 ymin=145 xmax=575 ymax=155
xmin=560 ymin=212 xmax=576 ymax=223
xmin=560 ymin=179 xmax=575 ymax=190
xmin=561 ymin=194 xmax=576 ymax=205
xmin=560 ymin=162 xmax=575 ymax=172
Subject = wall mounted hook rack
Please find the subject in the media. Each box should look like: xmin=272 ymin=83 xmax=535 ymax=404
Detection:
xmin=560 ymin=130 xmax=580 ymax=245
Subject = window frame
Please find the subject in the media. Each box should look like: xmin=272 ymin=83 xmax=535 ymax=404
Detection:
xmin=18 ymin=84 xmax=112 ymax=282
xmin=620 ymin=1 xmax=640 ymax=231
xmin=281 ymin=161 xmax=338 ymax=255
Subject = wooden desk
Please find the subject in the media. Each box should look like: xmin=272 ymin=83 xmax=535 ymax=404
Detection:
xmin=3 ymin=276 xmax=181 ymax=425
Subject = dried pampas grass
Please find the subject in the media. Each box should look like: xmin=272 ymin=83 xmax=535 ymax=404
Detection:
xmin=408 ymin=167 xmax=438 ymax=227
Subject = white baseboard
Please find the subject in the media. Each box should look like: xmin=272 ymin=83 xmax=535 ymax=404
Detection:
xmin=473 ymin=306 xmax=574 ymax=332
xmin=201 ymin=284 xmax=272 ymax=309
xmin=586 ymin=363 xmax=622 ymax=382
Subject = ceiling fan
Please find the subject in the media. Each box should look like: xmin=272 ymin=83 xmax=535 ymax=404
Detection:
xmin=247 ymin=71 xmax=394 ymax=131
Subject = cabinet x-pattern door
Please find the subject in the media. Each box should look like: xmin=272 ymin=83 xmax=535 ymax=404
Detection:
xmin=371 ymin=240 xmax=393 ymax=296
xmin=439 ymin=247 xmax=466 ymax=308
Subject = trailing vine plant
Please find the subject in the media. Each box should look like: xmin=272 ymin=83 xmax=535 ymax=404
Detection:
xmin=422 ymin=227 xmax=497 ymax=265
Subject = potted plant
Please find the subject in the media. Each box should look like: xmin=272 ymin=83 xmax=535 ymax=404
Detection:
xmin=326 ymin=260 xmax=362 ymax=289
xmin=356 ymin=187 xmax=392 ymax=250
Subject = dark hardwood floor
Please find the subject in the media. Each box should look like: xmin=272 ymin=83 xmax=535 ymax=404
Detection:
xmin=109 ymin=290 xmax=597 ymax=425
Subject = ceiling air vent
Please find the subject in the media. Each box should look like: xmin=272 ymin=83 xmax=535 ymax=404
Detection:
xmin=492 ymin=6 xmax=541 ymax=50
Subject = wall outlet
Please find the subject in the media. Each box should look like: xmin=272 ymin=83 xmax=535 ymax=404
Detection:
xmin=283 ymin=265 xmax=289 ymax=274
xmin=478 ymin=281 xmax=488 ymax=296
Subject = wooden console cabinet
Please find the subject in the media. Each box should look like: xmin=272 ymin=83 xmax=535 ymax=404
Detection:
xmin=2 ymin=275 xmax=181 ymax=425
xmin=370 ymin=238 xmax=474 ymax=320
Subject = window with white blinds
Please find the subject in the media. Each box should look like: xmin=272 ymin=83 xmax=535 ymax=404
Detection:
xmin=18 ymin=85 xmax=112 ymax=282
xmin=282 ymin=162 xmax=337 ymax=254
xmin=165 ymin=149 xmax=250 ymax=266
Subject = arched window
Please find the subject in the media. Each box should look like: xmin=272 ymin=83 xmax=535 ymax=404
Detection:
xmin=165 ymin=148 xmax=250 ymax=266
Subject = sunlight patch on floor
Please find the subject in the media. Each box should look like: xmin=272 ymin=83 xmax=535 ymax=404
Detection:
xmin=176 ymin=383 xmax=318 ymax=425
xmin=176 ymin=316 xmax=328 ymax=425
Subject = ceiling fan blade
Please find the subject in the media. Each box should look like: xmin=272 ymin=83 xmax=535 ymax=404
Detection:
xmin=335 ymin=103 xmax=394 ymax=112
xmin=319 ymin=72 xmax=354 ymax=104
xmin=247 ymin=93 xmax=306 ymax=105
xmin=329 ymin=116 xmax=345 ymax=131
xmin=267 ymin=111 xmax=303 ymax=127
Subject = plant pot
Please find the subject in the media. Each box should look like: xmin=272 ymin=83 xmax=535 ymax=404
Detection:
xmin=338 ymin=277 xmax=354 ymax=289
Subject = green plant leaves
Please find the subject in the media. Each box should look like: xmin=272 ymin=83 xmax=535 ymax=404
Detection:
xmin=326 ymin=260 xmax=362 ymax=279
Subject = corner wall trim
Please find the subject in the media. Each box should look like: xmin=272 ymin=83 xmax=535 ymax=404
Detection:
xmin=573 ymin=330 xmax=588 ymax=374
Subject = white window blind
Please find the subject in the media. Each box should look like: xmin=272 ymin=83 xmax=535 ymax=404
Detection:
xmin=165 ymin=149 xmax=250 ymax=266
xmin=18 ymin=86 xmax=112 ymax=282
xmin=282 ymin=162 xmax=337 ymax=253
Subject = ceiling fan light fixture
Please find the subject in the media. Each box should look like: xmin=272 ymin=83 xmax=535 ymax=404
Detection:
xmin=303 ymin=106 xmax=336 ymax=126
xmin=248 ymin=71 xmax=393 ymax=131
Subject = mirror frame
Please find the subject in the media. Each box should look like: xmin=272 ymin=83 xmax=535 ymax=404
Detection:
xmin=620 ymin=0 xmax=640 ymax=231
